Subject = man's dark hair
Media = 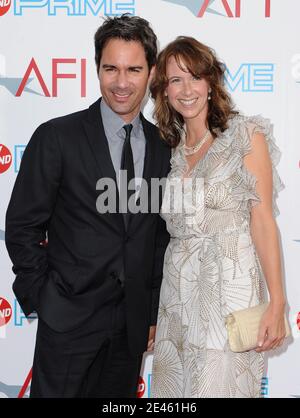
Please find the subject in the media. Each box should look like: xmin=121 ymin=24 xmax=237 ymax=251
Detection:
xmin=94 ymin=14 xmax=158 ymax=73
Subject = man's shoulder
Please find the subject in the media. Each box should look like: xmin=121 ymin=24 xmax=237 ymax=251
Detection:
xmin=46 ymin=107 xmax=89 ymax=130
xmin=40 ymin=98 xmax=102 ymax=132
xmin=32 ymin=101 xmax=99 ymax=143
xmin=28 ymin=102 xmax=96 ymax=147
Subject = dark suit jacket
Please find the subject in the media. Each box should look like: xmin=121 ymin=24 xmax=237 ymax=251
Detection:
xmin=5 ymin=98 xmax=171 ymax=356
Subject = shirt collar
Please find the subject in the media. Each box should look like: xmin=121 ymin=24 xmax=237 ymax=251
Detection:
xmin=100 ymin=97 xmax=142 ymax=138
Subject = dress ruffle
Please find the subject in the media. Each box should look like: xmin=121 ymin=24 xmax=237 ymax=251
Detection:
xmin=170 ymin=114 xmax=284 ymax=218
xmin=241 ymin=114 xmax=285 ymax=217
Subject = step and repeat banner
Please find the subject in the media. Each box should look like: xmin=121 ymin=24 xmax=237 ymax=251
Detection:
xmin=0 ymin=0 xmax=300 ymax=398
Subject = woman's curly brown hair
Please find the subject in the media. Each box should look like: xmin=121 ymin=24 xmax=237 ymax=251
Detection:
xmin=150 ymin=36 xmax=238 ymax=147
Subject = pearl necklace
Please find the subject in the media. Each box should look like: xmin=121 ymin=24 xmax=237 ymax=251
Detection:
xmin=183 ymin=129 xmax=211 ymax=156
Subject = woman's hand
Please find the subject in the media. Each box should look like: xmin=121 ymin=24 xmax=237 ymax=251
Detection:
xmin=255 ymin=302 xmax=286 ymax=353
xmin=147 ymin=325 xmax=156 ymax=352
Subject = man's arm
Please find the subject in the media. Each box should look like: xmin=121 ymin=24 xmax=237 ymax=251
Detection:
xmin=150 ymin=214 xmax=170 ymax=326
xmin=5 ymin=121 xmax=62 ymax=316
xmin=147 ymin=214 xmax=169 ymax=352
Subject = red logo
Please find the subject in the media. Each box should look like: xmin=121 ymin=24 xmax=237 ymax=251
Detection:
xmin=18 ymin=368 xmax=33 ymax=398
xmin=16 ymin=58 xmax=87 ymax=97
xmin=166 ymin=0 xmax=271 ymax=18
xmin=0 ymin=144 xmax=12 ymax=173
xmin=0 ymin=0 xmax=11 ymax=17
xmin=297 ymin=312 xmax=300 ymax=331
xmin=137 ymin=376 xmax=146 ymax=398
xmin=0 ymin=297 xmax=12 ymax=327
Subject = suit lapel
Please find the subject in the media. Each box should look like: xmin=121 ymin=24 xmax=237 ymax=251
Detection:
xmin=141 ymin=114 xmax=156 ymax=190
xmin=83 ymin=98 xmax=124 ymax=232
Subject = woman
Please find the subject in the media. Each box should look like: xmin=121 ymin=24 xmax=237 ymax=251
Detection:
xmin=150 ymin=36 xmax=287 ymax=398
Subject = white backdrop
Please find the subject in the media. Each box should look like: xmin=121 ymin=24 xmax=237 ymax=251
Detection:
xmin=0 ymin=0 xmax=299 ymax=398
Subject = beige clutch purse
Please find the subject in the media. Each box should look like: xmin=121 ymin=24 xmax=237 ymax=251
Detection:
xmin=225 ymin=302 xmax=291 ymax=353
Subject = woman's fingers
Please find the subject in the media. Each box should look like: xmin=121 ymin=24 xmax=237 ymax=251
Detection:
xmin=256 ymin=324 xmax=268 ymax=352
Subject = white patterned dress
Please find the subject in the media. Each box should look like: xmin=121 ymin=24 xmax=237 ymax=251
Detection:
xmin=150 ymin=115 xmax=284 ymax=398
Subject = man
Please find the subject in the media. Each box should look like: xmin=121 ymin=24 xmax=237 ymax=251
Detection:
xmin=5 ymin=15 xmax=171 ymax=398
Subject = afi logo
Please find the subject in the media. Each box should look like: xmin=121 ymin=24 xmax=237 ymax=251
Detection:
xmin=163 ymin=0 xmax=271 ymax=18
xmin=0 ymin=144 xmax=12 ymax=173
xmin=0 ymin=0 xmax=11 ymax=16
xmin=0 ymin=369 xmax=32 ymax=398
xmin=0 ymin=58 xmax=86 ymax=97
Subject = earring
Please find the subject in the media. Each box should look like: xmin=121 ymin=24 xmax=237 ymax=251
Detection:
xmin=208 ymin=89 xmax=212 ymax=100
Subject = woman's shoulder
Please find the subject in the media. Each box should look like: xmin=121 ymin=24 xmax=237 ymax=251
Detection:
xmin=228 ymin=113 xmax=284 ymax=216
xmin=227 ymin=113 xmax=273 ymax=137
xmin=214 ymin=113 xmax=282 ymax=177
